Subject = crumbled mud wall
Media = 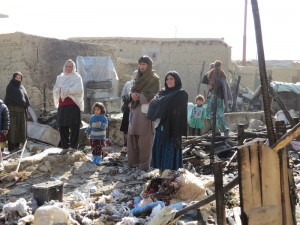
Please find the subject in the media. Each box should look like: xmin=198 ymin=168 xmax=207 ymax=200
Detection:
xmin=2 ymin=33 xmax=299 ymax=115
xmin=69 ymin=37 xmax=232 ymax=101
xmin=233 ymin=64 xmax=300 ymax=91
xmin=0 ymin=32 xmax=116 ymax=113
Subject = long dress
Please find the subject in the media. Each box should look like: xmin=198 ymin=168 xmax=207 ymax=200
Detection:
xmin=147 ymin=71 xmax=188 ymax=172
xmin=4 ymin=77 xmax=30 ymax=150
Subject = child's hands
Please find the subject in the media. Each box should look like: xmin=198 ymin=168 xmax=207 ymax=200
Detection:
xmin=93 ymin=122 xmax=101 ymax=128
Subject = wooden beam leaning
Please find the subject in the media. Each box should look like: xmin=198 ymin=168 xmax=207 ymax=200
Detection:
xmin=271 ymin=122 xmax=300 ymax=152
xmin=174 ymin=176 xmax=239 ymax=219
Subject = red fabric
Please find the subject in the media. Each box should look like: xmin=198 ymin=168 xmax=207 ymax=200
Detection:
xmin=59 ymin=97 xmax=76 ymax=107
xmin=90 ymin=139 xmax=106 ymax=156
xmin=0 ymin=133 xmax=6 ymax=142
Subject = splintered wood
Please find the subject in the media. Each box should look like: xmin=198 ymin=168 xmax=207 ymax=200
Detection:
xmin=238 ymin=139 xmax=294 ymax=225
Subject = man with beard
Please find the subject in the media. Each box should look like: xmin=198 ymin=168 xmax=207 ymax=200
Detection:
xmin=127 ymin=56 xmax=160 ymax=171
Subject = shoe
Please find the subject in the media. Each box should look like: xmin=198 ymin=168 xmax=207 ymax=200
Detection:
xmin=120 ymin=146 xmax=127 ymax=153
xmin=92 ymin=155 xmax=102 ymax=165
xmin=61 ymin=147 xmax=77 ymax=155
xmin=61 ymin=148 xmax=69 ymax=155
xmin=2 ymin=149 xmax=10 ymax=156
xmin=95 ymin=156 xmax=102 ymax=165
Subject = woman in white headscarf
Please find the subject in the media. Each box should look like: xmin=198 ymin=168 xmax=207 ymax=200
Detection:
xmin=53 ymin=59 xmax=84 ymax=151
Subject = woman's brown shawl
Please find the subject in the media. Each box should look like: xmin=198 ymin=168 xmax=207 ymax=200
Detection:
xmin=131 ymin=68 xmax=160 ymax=109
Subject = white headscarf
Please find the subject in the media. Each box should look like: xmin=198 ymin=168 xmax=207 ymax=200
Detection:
xmin=53 ymin=59 xmax=84 ymax=111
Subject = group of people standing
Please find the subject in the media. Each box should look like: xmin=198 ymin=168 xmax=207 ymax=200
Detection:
xmin=189 ymin=60 xmax=232 ymax=137
xmin=0 ymin=59 xmax=86 ymax=168
xmin=0 ymin=56 xmax=231 ymax=176
xmin=53 ymin=59 xmax=110 ymax=165
xmin=121 ymin=57 xmax=232 ymax=175
xmin=120 ymin=55 xmax=188 ymax=174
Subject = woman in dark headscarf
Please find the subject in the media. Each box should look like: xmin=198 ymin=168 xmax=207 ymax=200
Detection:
xmin=4 ymin=72 xmax=30 ymax=152
xmin=147 ymin=71 xmax=188 ymax=174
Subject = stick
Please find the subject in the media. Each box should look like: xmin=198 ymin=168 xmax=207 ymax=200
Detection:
xmin=225 ymin=150 xmax=238 ymax=169
xmin=197 ymin=61 xmax=206 ymax=94
xmin=174 ymin=176 xmax=239 ymax=218
xmin=2 ymin=149 xmax=22 ymax=160
xmin=15 ymin=139 xmax=27 ymax=173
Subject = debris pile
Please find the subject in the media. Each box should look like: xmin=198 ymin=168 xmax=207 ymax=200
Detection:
xmin=0 ymin=112 xmax=300 ymax=224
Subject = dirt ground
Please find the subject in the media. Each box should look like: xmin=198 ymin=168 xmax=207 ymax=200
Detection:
xmin=1 ymin=134 xmax=300 ymax=225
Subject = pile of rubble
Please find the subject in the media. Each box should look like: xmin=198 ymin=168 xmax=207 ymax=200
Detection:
xmin=0 ymin=117 xmax=300 ymax=225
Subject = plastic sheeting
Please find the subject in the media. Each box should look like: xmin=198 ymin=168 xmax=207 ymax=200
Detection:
xmin=76 ymin=56 xmax=119 ymax=97
xmin=147 ymin=206 xmax=178 ymax=225
xmin=270 ymin=81 xmax=300 ymax=94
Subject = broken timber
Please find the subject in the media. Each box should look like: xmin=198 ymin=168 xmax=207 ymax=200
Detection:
xmin=238 ymin=138 xmax=295 ymax=225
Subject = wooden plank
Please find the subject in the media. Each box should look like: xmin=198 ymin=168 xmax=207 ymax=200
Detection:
xmin=239 ymin=145 xmax=253 ymax=211
xmin=279 ymin=149 xmax=294 ymax=225
xmin=246 ymin=205 xmax=280 ymax=225
xmin=259 ymin=143 xmax=282 ymax=225
xmin=214 ymin=162 xmax=226 ymax=225
xmin=272 ymin=122 xmax=300 ymax=152
xmin=249 ymin=142 xmax=262 ymax=208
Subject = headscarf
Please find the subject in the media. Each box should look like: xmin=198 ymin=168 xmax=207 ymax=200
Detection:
xmin=130 ymin=56 xmax=160 ymax=108
xmin=53 ymin=59 xmax=84 ymax=111
xmin=147 ymin=71 xmax=182 ymax=121
xmin=208 ymin=60 xmax=227 ymax=92
xmin=4 ymin=72 xmax=30 ymax=107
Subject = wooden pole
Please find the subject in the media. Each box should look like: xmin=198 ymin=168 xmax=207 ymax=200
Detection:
xmin=237 ymin=124 xmax=245 ymax=145
xmin=210 ymin=68 xmax=218 ymax=163
xmin=197 ymin=61 xmax=206 ymax=94
xmin=174 ymin=176 xmax=239 ymax=218
xmin=232 ymin=75 xmax=241 ymax=112
xmin=214 ymin=161 xmax=226 ymax=225
xmin=251 ymin=0 xmax=276 ymax=145
xmin=242 ymin=0 xmax=248 ymax=66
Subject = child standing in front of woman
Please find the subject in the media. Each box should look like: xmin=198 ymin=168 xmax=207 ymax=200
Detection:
xmin=189 ymin=95 xmax=206 ymax=136
xmin=86 ymin=102 xmax=108 ymax=165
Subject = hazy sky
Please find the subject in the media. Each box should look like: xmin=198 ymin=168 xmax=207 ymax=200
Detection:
xmin=1 ymin=0 xmax=299 ymax=61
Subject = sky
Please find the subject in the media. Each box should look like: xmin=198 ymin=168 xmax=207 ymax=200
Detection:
xmin=1 ymin=0 xmax=300 ymax=61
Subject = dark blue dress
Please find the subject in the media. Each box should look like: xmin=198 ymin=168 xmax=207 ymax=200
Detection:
xmin=151 ymin=124 xmax=183 ymax=170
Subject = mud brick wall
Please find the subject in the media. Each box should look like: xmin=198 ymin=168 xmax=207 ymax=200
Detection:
xmin=0 ymin=32 xmax=116 ymax=113
xmin=2 ymin=33 xmax=299 ymax=115
xmin=70 ymin=37 xmax=232 ymax=102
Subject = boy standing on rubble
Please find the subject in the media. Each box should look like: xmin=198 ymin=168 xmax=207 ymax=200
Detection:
xmin=85 ymin=102 xmax=108 ymax=165
xmin=0 ymin=99 xmax=9 ymax=169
